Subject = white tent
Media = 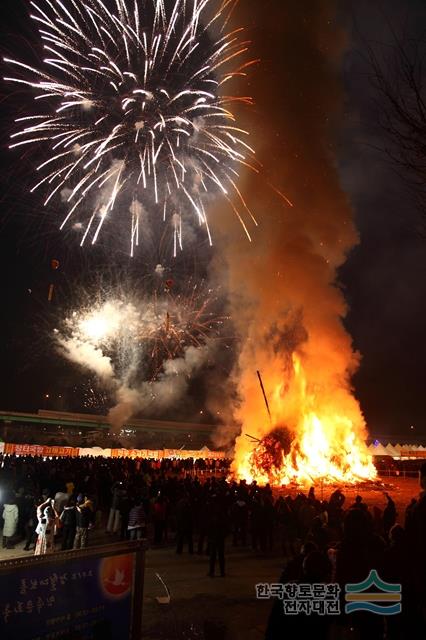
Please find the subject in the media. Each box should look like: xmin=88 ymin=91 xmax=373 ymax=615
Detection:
xmin=384 ymin=443 xmax=399 ymax=457
xmin=79 ymin=446 xmax=111 ymax=457
xmin=368 ymin=442 xmax=389 ymax=456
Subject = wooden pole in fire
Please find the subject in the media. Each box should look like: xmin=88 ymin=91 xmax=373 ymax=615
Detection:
xmin=256 ymin=370 xmax=272 ymax=425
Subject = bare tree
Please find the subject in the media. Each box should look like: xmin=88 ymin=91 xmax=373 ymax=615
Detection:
xmin=368 ymin=31 xmax=426 ymax=231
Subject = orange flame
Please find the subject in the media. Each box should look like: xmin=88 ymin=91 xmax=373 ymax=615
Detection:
xmin=233 ymin=354 xmax=377 ymax=486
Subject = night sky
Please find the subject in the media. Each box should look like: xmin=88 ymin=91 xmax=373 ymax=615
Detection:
xmin=340 ymin=0 xmax=426 ymax=440
xmin=0 ymin=0 xmax=424 ymax=441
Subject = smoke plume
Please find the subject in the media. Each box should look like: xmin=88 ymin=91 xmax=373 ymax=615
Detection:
xmin=210 ymin=1 xmax=372 ymax=473
xmin=107 ymin=343 xmax=211 ymax=431
xmin=56 ymin=335 xmax=114 ymax=381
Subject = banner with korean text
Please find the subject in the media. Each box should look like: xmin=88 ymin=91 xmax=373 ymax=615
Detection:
xmin=0 ymin=542 xmax=145 ymax=640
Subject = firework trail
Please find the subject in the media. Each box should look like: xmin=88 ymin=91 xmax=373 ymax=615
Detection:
xmin=5 ymin=0 xmax=257 ymax=251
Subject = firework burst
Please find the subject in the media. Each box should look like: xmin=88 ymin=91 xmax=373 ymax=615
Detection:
xmin=5 ymin=0 xmax=257 ymax=251
xmin=145 ymin=283 xmax=229 ymax=375
xmin=76 ymin=379 xmax=110 ymax=412
xmin=56 ymin=280 xmax=228 ymax=382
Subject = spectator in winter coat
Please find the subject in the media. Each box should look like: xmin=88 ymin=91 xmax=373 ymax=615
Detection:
xmin=119 ymin=492 xmax=132 ymax=540
xmin=382 ymin=493 xmax=397 ymax=538
xmin=382 ymin=524 xmax=422 ymax=640
xmin=74 ymin=495 xmax=94 ymax=549
xmin=175 ymin=494 xmax=193 ymax=554
xmin=207 ymin=494 xmax=228 ymax=577
xmin=2 ymin=493 xmax=19 ymax=549
xmin=306 ymin=516 xmax=329 ymax=552
xmin=60 ymin=498 xmax=77 ymax=550
xmin=231 ymin=494 xmax=248 ymax=547
xmin=127 ymin=499 xmax=146 ymax=540
xmin=335 ymin=508 xmax=386 ymax=640
xmin=106 ymin=481 xmax=125 ymax=534
xmin=265 ymin=549 xmax=332 ymax=640
xmin=34 ymin=498 xmax=57 ymax=555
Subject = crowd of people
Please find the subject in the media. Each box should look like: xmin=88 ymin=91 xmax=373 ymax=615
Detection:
xmin=0 ymin=455 xmax=233 ymax=562
xmin=1 ymin=454 xmax=425 ymax=637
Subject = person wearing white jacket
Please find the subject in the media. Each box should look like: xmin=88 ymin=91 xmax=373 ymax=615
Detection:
xmin=2 ymin=496 xmax=19 ymax=549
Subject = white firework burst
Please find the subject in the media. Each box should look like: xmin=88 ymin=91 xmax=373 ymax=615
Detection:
xmin=5 ymin=0 xmax=257 ymax=252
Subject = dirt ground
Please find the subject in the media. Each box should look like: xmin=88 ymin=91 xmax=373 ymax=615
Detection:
xmin=142 ymin=545 xmax=280 ymax=640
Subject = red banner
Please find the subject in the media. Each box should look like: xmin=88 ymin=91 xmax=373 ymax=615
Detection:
xmin=400 ymin=450 xmax=426 ymax=458
xmin=110 ymin=448 xmax=160 ymax=460
xmin=4 ymin=444 xmax=79 ymax=457
xmin=2 ymin=443 xmax=225 ymax=460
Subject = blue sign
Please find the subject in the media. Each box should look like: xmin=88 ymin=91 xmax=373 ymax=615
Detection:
xmin=0 ymin=545 xmax=143 ymax=639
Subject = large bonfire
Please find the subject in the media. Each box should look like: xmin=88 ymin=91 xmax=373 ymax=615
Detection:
xmin=215 ymin=4 xmax=378 ymax=489
xmin=232 ymin=354 xmax=377 ymax=487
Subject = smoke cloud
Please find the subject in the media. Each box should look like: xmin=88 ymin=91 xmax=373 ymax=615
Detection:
xmin=56 ymin=337 xmax=115 ymax=381
xmin=210 ymin=1 xmax=371 ymax=470
xmin=108 ymin=343 xmax=211 ymax=431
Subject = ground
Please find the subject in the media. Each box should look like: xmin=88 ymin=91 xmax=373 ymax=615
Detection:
xmin=142 ymin=546 xmax=279 ymax=640
xmin=0 ymin=476 xmax=422 ymax=639
xmin=0 ymin=541 xmax=280 ymax=639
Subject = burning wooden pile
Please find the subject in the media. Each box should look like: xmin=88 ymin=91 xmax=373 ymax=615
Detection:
xmin=248 ymin=427 xmax=293 ymax=484
xmin=233 ymin=364 xmax=378 ymax=487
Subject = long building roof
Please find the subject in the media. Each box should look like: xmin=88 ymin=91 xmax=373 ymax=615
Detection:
xmin=0 ymin=409 xmax=216 ymax=433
